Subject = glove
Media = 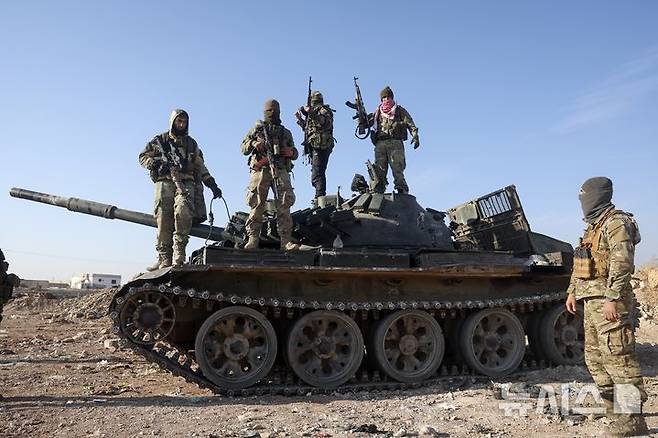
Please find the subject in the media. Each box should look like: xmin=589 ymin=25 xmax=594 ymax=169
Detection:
xmin=206 ymin=177 xmax=222 ymax=199
xmin=147 ymin=157 xmax=162 ymax=170
xmin=158 ymin=161 xmax=171 ymax=175
xmin=411 ymin=133 xmax=420 ymax=150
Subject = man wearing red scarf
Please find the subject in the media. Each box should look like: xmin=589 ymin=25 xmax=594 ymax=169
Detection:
xmin=369 ymin=86 xmax=420 ymax=194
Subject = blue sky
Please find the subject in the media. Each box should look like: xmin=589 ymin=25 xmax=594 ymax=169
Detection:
xmin=1 ymin=1 xmax=657 ymax=282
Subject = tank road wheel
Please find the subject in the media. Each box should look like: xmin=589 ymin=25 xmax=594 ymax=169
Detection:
xmin=459 ymin=308 xmax=525 ymax=377
xmin=119 ymin=290 xmax=176 ymax=345
xmin=287 ymin=310 xmax=364 ymax=388
xmin=194 ymin=306 xmax=277 ymax=391
xmin=539 ymin=303 xmax=585 ymax=365
xmin=371 ymin=310 xmax=445 ymax=383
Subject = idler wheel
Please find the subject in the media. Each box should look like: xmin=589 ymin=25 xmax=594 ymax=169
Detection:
xmin=194 ymin=306 xmax=277 ymax=391
xmin=119 ymin=290 xmax=175 ymax=345
xmin=371 ymin=310 xmax=445 ymax=383
xmin=286 ymin=310 xmax=364 ymax=388
xmin=459 ymin=308 xmax=525 ymax=377
xmin=538 ymin=303 xmax=584 ymax=365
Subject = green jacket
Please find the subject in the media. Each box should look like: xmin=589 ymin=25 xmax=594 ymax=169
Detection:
xmin=567 ymin=209 xmax=641 ymax=301
xmin=304 ymin=104 xmax=334 ymax=150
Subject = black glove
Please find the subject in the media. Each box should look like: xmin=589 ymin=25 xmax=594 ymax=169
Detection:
xmin=158 ymin=162 xmax=171 ymax=175
xmin=147 ymin=157 xmax=162 ymax=170
xmin=206 ymin=177 xmax=222 ymax=199
xmin=411 ymin=133 xmax=420 ymax=150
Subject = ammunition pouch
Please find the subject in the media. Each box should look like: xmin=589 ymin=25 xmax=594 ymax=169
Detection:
xmin=573 ymin=245 xmax=596 ymax=279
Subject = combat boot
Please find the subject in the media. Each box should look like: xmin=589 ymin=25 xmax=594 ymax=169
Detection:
xmin=148 ymin=253 xmax=172 ymax=271
xmin=244 ymin=235 xmax=260 ymax=250
xmin=281 ymin=241 xmax=300 ymax=251
xmin=146 ymin=259 xmax=161 ymax=272
xmin=172 ymin=245 xmax=186 ymax=267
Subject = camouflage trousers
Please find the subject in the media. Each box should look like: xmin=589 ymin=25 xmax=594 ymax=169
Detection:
xmin=582 ymin=297 xmax=647 ymax=404
xmin=154 ymin=179 xmax=195 ymax=265
xmin=311 ymin=148 xmax=331 ymax=198
xmin=374 ymin=139 xmax=408 ymax=193
xmin=245 ymin=167 xmax=296 ymax=242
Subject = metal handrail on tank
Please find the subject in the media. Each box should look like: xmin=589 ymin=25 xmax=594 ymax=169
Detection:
xmin=9 ymin=187 xmax=231 ymax=242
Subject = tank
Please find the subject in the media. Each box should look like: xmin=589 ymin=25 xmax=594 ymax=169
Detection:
xmin=10 ymin=180 xmax=584 ymax=396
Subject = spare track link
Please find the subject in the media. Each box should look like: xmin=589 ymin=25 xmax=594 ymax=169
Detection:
xmin=109 ymin=282 xmax=567 ymax=397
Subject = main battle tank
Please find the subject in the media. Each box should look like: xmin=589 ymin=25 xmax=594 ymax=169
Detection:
xmin=10 ymin=180 xmax=583 ymax=396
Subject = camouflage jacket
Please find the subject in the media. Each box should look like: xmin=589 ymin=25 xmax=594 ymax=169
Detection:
xmin=370 ymin=105 xmax=418 ymax=142
xmin=304 ymin=104 xmax=334 ymax=150
xmin=567 ymin=209 xmax=641 ymax=301
xmin=139 ymin=132 xmax=212 ymax=183
xmin=241 ymin=121 xmax=298 ymax=171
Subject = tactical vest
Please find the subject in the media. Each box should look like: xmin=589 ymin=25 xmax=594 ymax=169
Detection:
xmin=306 ymin=105 xmax=334 ymax=150
xmin=250 ymin=123 xmax=294 ymax=172
xmin=573 ymin=209 xmax=638 ymax=280
xmin=375 ymin=107 xmax=409 ymax=141
xmin=154 ymin=133 xmax=207 ymax=224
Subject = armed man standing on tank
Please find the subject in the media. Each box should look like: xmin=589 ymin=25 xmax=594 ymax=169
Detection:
xmin=369 ymin=86 xmax=420 ymax=194
xmin=139 ymin=109 xmax=223 ymax=270
xmin=565 ymin=177 xmax=648 ymax=437
xmin=241 ymin=99 xmax=300 ymax=251
xmin=0 ymin=248 xmax=20 ymax=327
xmin=295 ymin=90 xmax=335 ymax=203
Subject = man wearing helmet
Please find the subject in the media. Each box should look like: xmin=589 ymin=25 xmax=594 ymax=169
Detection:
xmin=295 ymin=91 xmax=335 ymax=202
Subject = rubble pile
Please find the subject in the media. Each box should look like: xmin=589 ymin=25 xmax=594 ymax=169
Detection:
xmin=5 ymin=291 xmax=57 ymax=310
xmin=58 ymin=288 xmax=115 ymax=320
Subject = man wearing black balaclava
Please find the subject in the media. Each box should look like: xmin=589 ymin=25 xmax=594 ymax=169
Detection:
xmin=565 ymin=177 xmax=647 ymax=436
xmin=240 ymin=99 xmax=300 ymax=250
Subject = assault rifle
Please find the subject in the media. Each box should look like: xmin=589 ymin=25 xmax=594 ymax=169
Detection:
xmin=365 ymin=159 xmax=381 ymax=191
xmin=151 ymin=137 xmax=192 ymax=209
xmin=260 ymin=122 xmax=280 ymax=202
xmin=345 ymin=76 xmax=371 ymax=140
xmin=303 ymin=76 xmax=312 ymax=157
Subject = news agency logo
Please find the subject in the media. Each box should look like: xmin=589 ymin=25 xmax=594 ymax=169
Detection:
xmin=497 ymin=383 xmax=642 ymax=417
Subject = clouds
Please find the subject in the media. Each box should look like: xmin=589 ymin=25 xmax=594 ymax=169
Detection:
xmin=556 ymin=47 xmax=658 ymax=133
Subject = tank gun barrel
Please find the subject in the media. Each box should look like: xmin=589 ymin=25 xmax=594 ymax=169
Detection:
xmin=9 ymin=187 xmax=230 ymax=242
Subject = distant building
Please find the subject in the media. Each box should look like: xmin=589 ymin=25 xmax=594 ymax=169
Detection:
xmin=70 ymin=273 xmax=121 ymax=289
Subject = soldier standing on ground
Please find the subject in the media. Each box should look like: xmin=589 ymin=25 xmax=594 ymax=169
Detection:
xmin=369 ymin=86 xmax=420 ymax=194
xmin=295 ymin=91 xmax=335 ymax=202
xmin=0 ymin=248 xmax=20 ymax=326
xmin=565 ymin=177 xmax=648 ymax=437
xmin=139 ymin=109 xmax=223 ymax=269
xmin=241 ymin=99 xmax=300 ymax=251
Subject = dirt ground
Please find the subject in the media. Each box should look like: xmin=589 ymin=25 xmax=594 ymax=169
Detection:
xmin=1 ymin=284 xmax=657 ymax=438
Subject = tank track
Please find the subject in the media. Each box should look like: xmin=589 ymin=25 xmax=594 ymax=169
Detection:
xmin=109 ymin=283 xmax=567 ymax=397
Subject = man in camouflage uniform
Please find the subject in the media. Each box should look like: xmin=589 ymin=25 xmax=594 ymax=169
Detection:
xmin=139 ymin=109 xmax=223 ymax=269
xmin=241 ymin=99 xmax=299 ymax=251
xmin=369 ymin=86 xmax=420 ymax=194
xmin=565 ymin=177 xmax=648 ymax=437
xmin=295 ymin=91 xmax=335 ymax=200
xmin=0 ymin=248 xmax=20 ymax=326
